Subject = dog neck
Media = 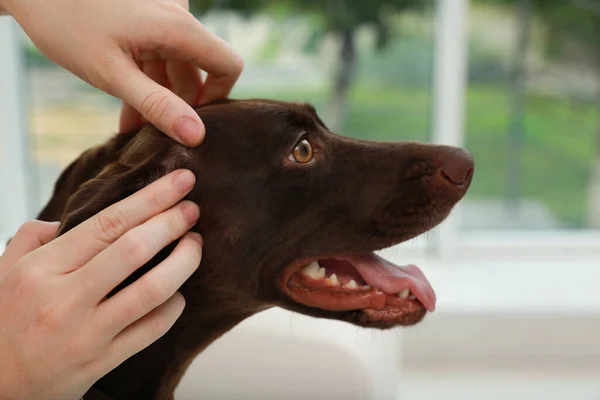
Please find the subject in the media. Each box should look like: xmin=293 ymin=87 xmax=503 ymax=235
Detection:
xmin=89 ymin=233 xmax=273 ymax=400
xmin=93 ymin=297 xmax=256 ymax=400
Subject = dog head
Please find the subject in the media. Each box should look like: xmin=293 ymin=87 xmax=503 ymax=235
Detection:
xmin=51 ymin=98 xmax=473 ymax=330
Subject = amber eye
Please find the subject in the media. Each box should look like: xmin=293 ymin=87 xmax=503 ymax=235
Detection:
xmin=289 ymin=139 xmax=314 ymax=163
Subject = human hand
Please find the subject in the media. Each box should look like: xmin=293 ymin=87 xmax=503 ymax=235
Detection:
xmin=0 ymin=170 xmax=202 ymax=400
xmin=5 ymin=0 xmax=243 ymax=146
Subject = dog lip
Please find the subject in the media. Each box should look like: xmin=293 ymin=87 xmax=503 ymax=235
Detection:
xmin=278 ymin=253 xmax=432 ymax=322
xmin=284 ymin=276 xmax=427 ymax=315
xmin=360 ymin=307 xmax=427 ymax=327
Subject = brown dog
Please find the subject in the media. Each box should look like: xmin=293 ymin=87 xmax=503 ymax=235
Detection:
xmin=38 ymin=98 xmax=474 ymax=400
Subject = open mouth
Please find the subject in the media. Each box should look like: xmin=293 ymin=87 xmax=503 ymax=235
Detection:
xmin=280 ymin=253 xmax=436 ymax=327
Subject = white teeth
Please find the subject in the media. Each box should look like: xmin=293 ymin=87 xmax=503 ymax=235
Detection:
xmin=316 ymin=267 xmax=326 ymax=279
xmin=344 ymin=279 xmax=358 ymax=289
xmin=299 ymin=263 xmax=365 ymax=290
xmin=325 ymin=274 xmax=340 ymax=286
xmin=398 ymin=288 xmax=410 ymax=299
xmin=409 ymin=294 xmax=416 ymax=300
xmin=301 ymin=261 xmax=321 ymax=279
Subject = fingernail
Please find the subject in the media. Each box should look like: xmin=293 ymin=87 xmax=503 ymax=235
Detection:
xmin=181 ymin=202 xmax=200 ymax=224
xmin=172 ymin=170 xmax=195 ymax=193
xmin=188 ymin=232 xmax=203 ymax=246
xmin=175 ymin=117 xmax=204 ymax=146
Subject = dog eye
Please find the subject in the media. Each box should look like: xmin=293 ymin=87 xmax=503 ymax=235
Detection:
xmin=289 ymin=139 xmax=313 ymax=163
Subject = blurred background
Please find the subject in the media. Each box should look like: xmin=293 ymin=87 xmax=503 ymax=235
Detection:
xmin=2 ymin=0 xmax=600 ymax=399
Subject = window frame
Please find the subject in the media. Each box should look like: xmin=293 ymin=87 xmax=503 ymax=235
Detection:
xmin=428 ymin=0 xmax=600 ymax=265
xmin=2 ymin=1 xmax=600 ymax=395
xmin=0 ymin=19 xmax=34 ymax=240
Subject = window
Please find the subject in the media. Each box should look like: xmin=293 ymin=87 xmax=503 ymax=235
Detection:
xmin=2 ymin=1 xmax=600 ymax=399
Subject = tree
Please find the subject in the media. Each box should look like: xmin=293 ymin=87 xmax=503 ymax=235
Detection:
xmin=476 ymin=0 xmax=600 ymax=227
xmin=276 ymin=0 xmax=425 ymax=131
xmin=534 ymin=0 xmax=600 ymax=227
xmin=191 ymin=0 xmax=426 ymax=131
xmin=475 ymin=0 xmax=535 ymax=212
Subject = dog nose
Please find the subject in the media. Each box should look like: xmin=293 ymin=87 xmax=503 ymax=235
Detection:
xmin=438 ymin=148 xmax=474 ymax=188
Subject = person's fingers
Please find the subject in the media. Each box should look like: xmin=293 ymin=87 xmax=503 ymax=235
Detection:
xmin=0 ymin=221 xmax=59 ymax=272
xmin=109 ymin=59 xmax=205 ymax=146
xmin=118 ymin=102 xmax=144 ymax=134
xmin=167 ymin=61 xmax=204 ymax=106
xmin=130 ymin=59 xmax=171 ymax=128
xmin=96 ymin=232 xmax=201 ymax=335
xmin=145 ymin=11 xmax=243 ymax=104
xmin=37 ymin=170 xmax=196 ymax=272
xmin=74 ymin=201 xmax=199 ymax=301
xmin=108 ymin=8 xmax=242 ymax=143
xmin=100 ymin=291 xmax=185 ymax=375
xmin=139 ymin=59 xmax=171 ymax=127
xmin=119 ymin=61 xmax=201 ymax=134
xmin=197 ymin=72 xmax=239 ymax=105
xmin=163 ymin=0 xmax=189 ymax=10
xmin=118 ymin=59 xmax=148 ymax=134
xmin=143 ymin=59 xmax=170 ymax=91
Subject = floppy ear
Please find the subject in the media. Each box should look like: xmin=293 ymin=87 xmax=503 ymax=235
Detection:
xmin=22 ymin=142 xmax=123 ymax=247
xmin=57 ymin=161 xmax=160 ymax=236
xmin=56 ymin=129 xmax=191 ymax=237
xmin=36 ymin=129 xmax=143 ymax=223
xmin=53 ymin=130 xmax=196 ymax=297
xmin=37 ymin=148 xmax=102 ymax=223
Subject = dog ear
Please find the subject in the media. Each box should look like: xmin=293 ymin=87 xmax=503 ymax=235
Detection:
xmin=57 ymin=161 xmax=160 ymax=236
xmin=37 ymin=146 xmax=104 ymax=223
xmin=56 ymin=130 xmax=192 ymax=236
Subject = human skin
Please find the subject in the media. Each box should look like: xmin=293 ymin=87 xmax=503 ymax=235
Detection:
xmin=0 ymin=170 xmax=204 ymax=400
xmin=0 ymin=0 xmax=244 ymax=146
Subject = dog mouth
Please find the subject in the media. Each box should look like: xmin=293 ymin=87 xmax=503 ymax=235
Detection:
xmin=280 ymin=253 xmax=436 ymax=327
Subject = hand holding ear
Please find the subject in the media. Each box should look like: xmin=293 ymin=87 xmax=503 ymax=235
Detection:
xmin=0 ymin=170 xmax=202 ymax=400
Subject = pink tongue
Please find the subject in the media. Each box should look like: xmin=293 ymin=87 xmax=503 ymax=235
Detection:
xmin=338 ymin=254 xmax=436 ymax=312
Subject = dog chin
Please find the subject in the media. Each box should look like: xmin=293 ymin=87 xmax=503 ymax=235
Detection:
xmin=281 ymin=302 xmax=429 ymax=330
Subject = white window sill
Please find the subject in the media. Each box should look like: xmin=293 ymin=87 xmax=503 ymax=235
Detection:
xmin=422 ymin=261 xmax=600 ymax=314
xmin=380 ymin=241 xmax=600 ymax=314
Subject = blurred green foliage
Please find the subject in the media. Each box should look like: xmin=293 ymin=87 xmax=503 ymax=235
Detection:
xmin=190 ymin=0 xmax=427 ymax=43
xmin=22 ymin=0 xmax=600 ymax=227
xmin=232 ymin=82 xmax=596 ymax=227
xmin=476 ymin=0 xmax=600 ymax=67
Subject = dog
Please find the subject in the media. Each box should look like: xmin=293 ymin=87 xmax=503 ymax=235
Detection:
xmin=37 ymin=98 xmax=474 ymax=400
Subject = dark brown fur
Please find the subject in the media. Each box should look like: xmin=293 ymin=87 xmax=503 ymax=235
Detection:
xmin=37 ymin=99 xmax=473 ymax=399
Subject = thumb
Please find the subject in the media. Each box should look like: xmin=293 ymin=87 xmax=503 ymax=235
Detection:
xmin=0 ymin=221 xmax=59 ymax=272
xmin=109 ymin=62 xmax=205 ymax=147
